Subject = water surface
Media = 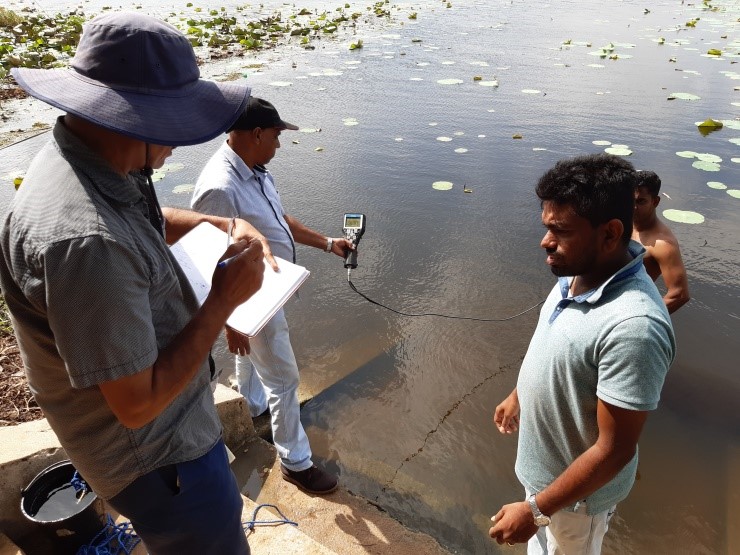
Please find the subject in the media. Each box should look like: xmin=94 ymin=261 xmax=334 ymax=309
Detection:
xmin=1 ymin=1 xmax=738 ymax=553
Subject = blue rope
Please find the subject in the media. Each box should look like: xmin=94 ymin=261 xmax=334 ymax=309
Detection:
xmin=76 ymin=514 xmax=140 ymax=555
xmin=243 ymin=503 xmax=298 ymax=531
xmin=70 ymin=471 xmax=89 ymax=498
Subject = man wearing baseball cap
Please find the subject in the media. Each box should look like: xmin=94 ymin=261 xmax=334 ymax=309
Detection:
xmin=0 ymin=12 xmax=272 ymax=554
xmin=191 ymin=97 xmax=353 ymax=495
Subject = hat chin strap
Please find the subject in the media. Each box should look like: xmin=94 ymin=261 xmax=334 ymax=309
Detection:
xmin=141 ymin=142 xmax=165 ymax=237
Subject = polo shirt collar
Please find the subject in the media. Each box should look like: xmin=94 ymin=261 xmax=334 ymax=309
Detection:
xmin=53 ymin=117 xmax=147 ymax=206
xmin=558 ymin=240 xmax=646 ymax=305
xmin=548 ymin=241 xmax=645 ymax=324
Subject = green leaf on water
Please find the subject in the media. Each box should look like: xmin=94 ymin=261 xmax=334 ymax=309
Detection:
xmin=663 ymin=209 xmax=704 ymax=224
xmin=676 ymin=151 xmax=699 ymax=158
xmin=437 ymin=78 xmax=463 ymax=85
xmin=668 ymin=92 xmax=701 ymax=100
xmin=707 ymin=181 xmax=727 ymax=190
xmin=604 ymin=146 xmax=632 ymax=156
xmin=707 ymin=48 xmax=722 ymax=56
xmin=696 ymin=118 xmax=723 ymax=129
xmin=696 ymin=153 xmax=722 ymax=163
xmin=692 ymin=160 xmax=720 ymax=171
xmin=172 ymin=184 xmax=195 ymax=194
xmin=592 ymin=140 xmax=612 ymax=146
xmin=727 ymin=190 xmax=740 ymax=199
xmin=432 ymin=181 xmax=453 ymax=191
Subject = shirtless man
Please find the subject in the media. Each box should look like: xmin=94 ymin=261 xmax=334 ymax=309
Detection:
xmin=632 ymin=170 xmax=690 ymax=314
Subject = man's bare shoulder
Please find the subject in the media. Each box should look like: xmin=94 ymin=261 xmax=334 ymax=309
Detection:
xmin=634 ymin=219 xmax=680 ymax=249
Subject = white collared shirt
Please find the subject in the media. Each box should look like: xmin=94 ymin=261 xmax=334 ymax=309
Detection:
xmin=191 ymin=140 xmax=295 ymax=262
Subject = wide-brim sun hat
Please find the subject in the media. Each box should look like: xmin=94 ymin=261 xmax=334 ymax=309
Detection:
xmin=11 ymin=12 xmax=250 ymax=146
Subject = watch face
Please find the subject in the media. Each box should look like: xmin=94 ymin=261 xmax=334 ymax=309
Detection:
xmin=535 ymin=515 xmax=551 ymax=527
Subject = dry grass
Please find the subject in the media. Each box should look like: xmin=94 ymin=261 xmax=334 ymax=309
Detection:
xmin=1 ymin=295 xmax=41 ymax=425
xmin=0 ymin=7 xmax=24 ymax=29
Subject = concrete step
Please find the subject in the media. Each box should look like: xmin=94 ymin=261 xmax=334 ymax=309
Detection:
xmin=253 ymin=457 xmax=450 ymax=555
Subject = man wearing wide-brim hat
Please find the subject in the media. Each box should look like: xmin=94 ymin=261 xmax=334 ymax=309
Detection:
xmin=0 ymin=12 xmax=271 ymax=554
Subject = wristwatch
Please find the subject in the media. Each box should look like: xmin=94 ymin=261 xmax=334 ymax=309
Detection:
xmin=324 ymin=237 xmax=334 ymax=253
xmin=527 ymin=493 xmax=551 ymax=527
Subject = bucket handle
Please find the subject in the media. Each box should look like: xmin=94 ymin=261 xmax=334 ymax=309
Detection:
xmin=20 ymin=459 xmax=72 ymax=495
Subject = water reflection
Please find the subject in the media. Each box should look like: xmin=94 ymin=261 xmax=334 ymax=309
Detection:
xmin=1 ymin=0 xmax=738 ymax=553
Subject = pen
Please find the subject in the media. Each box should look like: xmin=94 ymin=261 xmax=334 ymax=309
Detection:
xmin=217 ymin=255 xmax=238 ymax=268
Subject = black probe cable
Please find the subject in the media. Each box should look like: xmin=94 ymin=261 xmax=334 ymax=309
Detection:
xmin=347 ymin=275 xmax=545 ymax=322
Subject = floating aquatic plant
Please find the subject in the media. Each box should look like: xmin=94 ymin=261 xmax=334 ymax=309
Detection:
xmin=663 ymin=209 xmax=704 ymax=224
xmin=692 ymin=160 xmax=720 ymax=171
xmin=432 ymin=181 xmax=453 ymax=191
xmin=667 ymin=92 xmax=701 ymax=100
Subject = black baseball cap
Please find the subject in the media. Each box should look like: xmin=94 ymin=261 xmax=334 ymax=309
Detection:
xmin=228 ymin=97 xmax=298 ymax=132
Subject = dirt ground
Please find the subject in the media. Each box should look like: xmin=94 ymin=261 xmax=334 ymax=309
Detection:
xmin=0 ymin=303 xmax=40 ymax=426
xmin=0 ymin=337 xmax=39 ymax=425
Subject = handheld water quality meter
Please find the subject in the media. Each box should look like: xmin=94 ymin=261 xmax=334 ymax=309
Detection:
xmin=342 ymin=213 xmax=366 ymax=270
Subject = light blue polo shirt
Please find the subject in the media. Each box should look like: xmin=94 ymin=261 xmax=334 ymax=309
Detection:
xmin=515 ymin=241 xmax=675 ymax=515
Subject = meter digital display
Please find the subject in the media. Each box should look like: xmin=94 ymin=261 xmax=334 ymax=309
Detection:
xmin=344 ymin=216 xmax=362 ymax=229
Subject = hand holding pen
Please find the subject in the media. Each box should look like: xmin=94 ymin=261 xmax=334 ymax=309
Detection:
xmin=210 ymin=239 xmax=265 ymax=310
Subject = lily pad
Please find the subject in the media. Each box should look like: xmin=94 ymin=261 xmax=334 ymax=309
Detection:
xmin=342 ymin=118 xmax=359 ymax=126
xmin=592 ymin=140 xmax=612 ymax=146
xmin=692 ymin=160 xmax=720 ymax=171
xmin=663 ymin=209 xmax=704 ymax=224
xmin=732 ymin=158 xmax=740 ymax=164
xmin=436 ymin=136 xmax=453 ymax=142
xmin=437 ymin=78 xmax=463 ymax=85
xmin=729 ymin=138 xmax=740 ymax=146
xmin=521 ymin=89 xmax=541 ymax=94
xmin=432 ymin=181 xmax=454 ymax=191
xmin=478 ymin=80 xmax=499 ymax=87
xmin=696 ymin=153 xmax=722 ymax=163
xmin=720 ymin=120 xmax=740 ymax=130
xmin=454 ymin=148 xmax=468 ymax=153
xmin=707 ymin=181 xmax=727 ymax=190
xmin=172 ymin=184 xmax=195 ymax=194
xmin=676 ymin=151 xmax=699 ymax=158
xmin=668 ymin=92 xmax=701 ymax=100
xmin=696 ymin=118 xmax=723 ymax=129
xmin=604 ymin=147 xmax=633 ymax=156
xmin=727 ymin=190 xmax=740 ymax=199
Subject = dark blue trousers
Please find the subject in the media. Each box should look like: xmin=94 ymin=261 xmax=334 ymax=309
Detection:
xmin=107 ymin=439 xmax=249 ymax=555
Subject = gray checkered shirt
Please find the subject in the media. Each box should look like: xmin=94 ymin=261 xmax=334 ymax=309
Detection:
xmin=0 ymin=118 xmax=221 ymax=499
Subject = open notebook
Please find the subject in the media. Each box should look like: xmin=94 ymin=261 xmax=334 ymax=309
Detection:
xmin=170 ymin=222 xmax=310 ymax=337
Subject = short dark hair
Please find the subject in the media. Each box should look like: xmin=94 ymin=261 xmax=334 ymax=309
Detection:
xmin=636 ymin=170 xmax=661 ymax=197
xmin=535 ymin=153 xmax=637 ymax=243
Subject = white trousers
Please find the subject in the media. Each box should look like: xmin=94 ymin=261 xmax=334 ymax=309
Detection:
xmin=526 ymin=493 xmax=615 ymax=555
xmin=235 ymin=309 xmax=312 ymax=472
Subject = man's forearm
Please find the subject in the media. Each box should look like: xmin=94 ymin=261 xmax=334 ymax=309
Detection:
xmin=99 ymin=294 xmax=231 ymax=428
xmin=284 ymin=214 xmax=327 ymax=249
xmin=534 ymin=441 xmax=635 ymax=516
xmin=664 ymin=288 xmax=689 ymax=314
xmin=162 ymin=207 xmax=231 ymax=245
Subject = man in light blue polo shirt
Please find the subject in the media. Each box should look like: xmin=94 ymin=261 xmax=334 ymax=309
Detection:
xmin=489 ymin=154 xmax=675 ymax=554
